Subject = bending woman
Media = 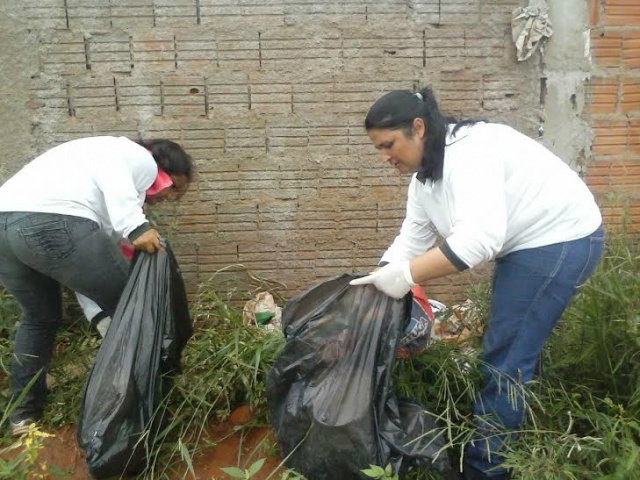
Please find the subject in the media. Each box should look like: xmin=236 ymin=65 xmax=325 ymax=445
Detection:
xmin=0 ymin=136 xmax=192 ymax=436
xmin=351 ymin=87 xmax=603 ymax=480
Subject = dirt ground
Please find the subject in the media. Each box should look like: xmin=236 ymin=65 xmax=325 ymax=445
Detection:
xmin=28 ymin=406 xmax=283 ymax=480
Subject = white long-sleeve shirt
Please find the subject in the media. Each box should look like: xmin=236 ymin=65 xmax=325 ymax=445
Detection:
xmin=381 ymin=123 xmax=602 ymax=269
xmin=0 ymin=136 xmax=156 ymax=239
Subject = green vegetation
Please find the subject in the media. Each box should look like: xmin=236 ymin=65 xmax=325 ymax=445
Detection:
xmin=0 ymin=232 xmax=637 ymax=479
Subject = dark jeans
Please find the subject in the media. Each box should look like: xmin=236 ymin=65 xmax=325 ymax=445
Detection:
xmin=464 ymin=225 xmax=605 ymax=477
xmin=0 ymin=212 xmax=129 ymax=422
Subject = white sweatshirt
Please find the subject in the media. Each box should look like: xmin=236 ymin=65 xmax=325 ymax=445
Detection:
xmin=0 ymin=136 xmax=156 ymax=240
xmin=381 ymin=123 xmax=602 ymax=269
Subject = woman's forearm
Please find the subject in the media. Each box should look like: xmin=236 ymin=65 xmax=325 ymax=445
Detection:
xmin=409 ymin=246 xmax=460 ymax=283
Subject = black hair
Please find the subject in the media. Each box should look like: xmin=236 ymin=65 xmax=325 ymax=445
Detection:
xmin=364 ymin=86 xmax=480 ymax=182
xmin=136 ymin=139 xmax=193 ymax=182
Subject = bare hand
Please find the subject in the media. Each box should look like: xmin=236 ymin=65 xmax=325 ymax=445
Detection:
xmin=132 ymin=228 xmax=161 ymax=253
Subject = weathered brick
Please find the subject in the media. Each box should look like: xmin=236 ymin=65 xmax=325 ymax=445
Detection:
xmin=154 ymin=0 xmax=198 ymax=27
xmin=91 ymin=119 xmax=139 ymax=138
xmin=586 ymin=77 xmax=619 ymax=113
xmin=207 ymin=72 xmax=250 ymax=114
xmin=24 ymin=0 xmax=67 ymax=29
xmin=588 ymin=158 xmax=640 ymax=197
xmin=590 ymin=0 xmax=600 ymax=26
xmin=480 ymin=0 xmax=519 ymax=24
xmin=117 ymin=76 xmax=162 ymax=116
xmin=342 ymin=31 xmax=423 ymax=63
xmin=592 ymin=120 xmax=629 ymax=155
xmin=591 ymin=30 xmax=623 ymax=67
xmin=622 ymin=33 xmax=640 ymax=69
xmin=40 ymin=32 xmax=87 ymax=75
xmin=604 ymin=0 xmax=640 ymax=26
xmin=43 ymin=122 xmax=93 ymax=147
xmin=440 ymin=0 xmax=481 ymax=25
xmin=88 ymin=32 xmax=132 ymax=74
xmin=131 ymin=32 xmax=177 ymax=71
xmin=162 ymin=75 xmax=207 ymax=117
xmin=251 ymin=82 xmax=293 ymax=114
xmin=179 ymin=121 xmax=226 ymax=158
xmin=30 ymin=78 xmax=70 ymax=114
xmin=630 ymin=120 xmax=640 ymax=153
xmin=225 ymin=126 xmax=266 ymax=153
xmin=217 ymin=35 xmax=260 ymax=69
xmin=66 ymin=0 xmax=111 ymax=30
xmin=175 ymin=31 xmax=217 ymax=70
xmin=621 ymin=78 xmax=640 ymax=112
xmin=465 ymin=27 xmax=506 ymax=58
xmin=111 ymin=0 xmax=155 ymax=28
xmin=69 ymin=77 xmax=117 ymax=118
xmin=260 ymin=27 xmax=343 ymax=70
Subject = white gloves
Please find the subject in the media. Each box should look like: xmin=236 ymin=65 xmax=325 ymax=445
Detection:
xmin=349 ymin=261 xmax=416 ymax=299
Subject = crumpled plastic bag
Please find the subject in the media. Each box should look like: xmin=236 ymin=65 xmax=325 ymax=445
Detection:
xmin=267 ymin=274 xmax=451 ymax=479
xmin=77 ymin=241 xmax=192 ymax=479
xmin=511 ymin=0 xmax=554 ymax=61
xmin=243 ymin=291 xmax=282 ymax=332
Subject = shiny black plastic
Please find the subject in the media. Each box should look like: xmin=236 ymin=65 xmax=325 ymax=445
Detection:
xmin=77 ymin=242 xmax=192 ymax=478
xmin=267 ymin=274 xmax=451 ymax=479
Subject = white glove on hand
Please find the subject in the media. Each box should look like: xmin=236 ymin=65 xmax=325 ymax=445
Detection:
xmin=349 ymin=261 xmax=416 ymax=299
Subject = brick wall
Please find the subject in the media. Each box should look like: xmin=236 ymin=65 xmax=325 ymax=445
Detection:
xmin=587 ymin=0 xmax=640 ymax=233
xmin=18 ymin=0 xmax=543 ymax=304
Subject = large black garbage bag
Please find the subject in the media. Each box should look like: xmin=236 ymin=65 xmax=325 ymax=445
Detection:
xmin=267 ymin=274 xmax=451 ymax=479
xmin=78 ymin=241 xmax=192 ymax=479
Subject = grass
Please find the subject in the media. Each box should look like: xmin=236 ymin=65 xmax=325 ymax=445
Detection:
xmin=0 ymin=232 xmax=637 ymax=479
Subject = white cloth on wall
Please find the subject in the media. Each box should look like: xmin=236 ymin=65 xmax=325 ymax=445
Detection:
xmin=511 ymin=0 xmax=554 ymax=61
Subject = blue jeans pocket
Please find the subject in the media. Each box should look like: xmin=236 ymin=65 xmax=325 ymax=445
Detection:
xmin=575 ymin=234 xmax=605 ymax=287
xmin=20 ymin=220 xmax=75 ymax=260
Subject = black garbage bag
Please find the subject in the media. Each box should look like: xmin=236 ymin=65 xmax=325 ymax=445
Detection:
xmin=78 ymin=241 xmax=192 ymax=479
xmin=266 ymin=274 xmax=451 ymax=479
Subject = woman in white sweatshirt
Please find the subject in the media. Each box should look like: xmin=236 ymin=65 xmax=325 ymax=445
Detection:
xmin=351 ymin=88 xmax=603 ymax=480
xmin=0 ymin=136 xmax=192 ymax=436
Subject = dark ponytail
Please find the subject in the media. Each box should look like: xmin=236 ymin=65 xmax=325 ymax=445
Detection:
xmin=136 ymin=139 xmax=193 ymax=181
xmin=365 ymin=87 xmax=478 ymax=182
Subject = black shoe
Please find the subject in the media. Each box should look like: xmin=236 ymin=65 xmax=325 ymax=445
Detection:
xmin=463 ymin=464 xmax=511 ymax=480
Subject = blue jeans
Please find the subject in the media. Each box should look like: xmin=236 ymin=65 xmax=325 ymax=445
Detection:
xmin=0 ymin=212 xmax=130 ymax=422
xmin=465 ymin=225 xmax=604 ymax=477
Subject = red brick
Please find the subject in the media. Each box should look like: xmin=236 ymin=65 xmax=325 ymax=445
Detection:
xmin=587 ymin=158 xmax=640 ymax=198
xmin=622 ymin=33 xmax=640 ymax=69
xmin=630 ymin=120 xmax=640 ymax=152
xmin=604 ymin=1 xmax=640 ymax=26
xmin=600 ymin=198 xmax=640 ymax=233
xmin=592 ymin=30 xmax=622 ymax=67
xmin=586 ymin=77 xmax=619 ymax=113
xmin=592 ymin=120 xmax=628 ymax=155
xmin=621 ymin=78 xmax=640 ymax=112
xmin=590 ymin=0 xmax=600 ymax=26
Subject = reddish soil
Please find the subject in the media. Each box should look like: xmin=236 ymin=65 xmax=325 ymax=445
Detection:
xmin=190 ymin=424 xmax=283 ymax=480
xmin=33 ymin=425 xmax=87 ymax=479
xmin=21 ymin=406 xmax=284 ymax=480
